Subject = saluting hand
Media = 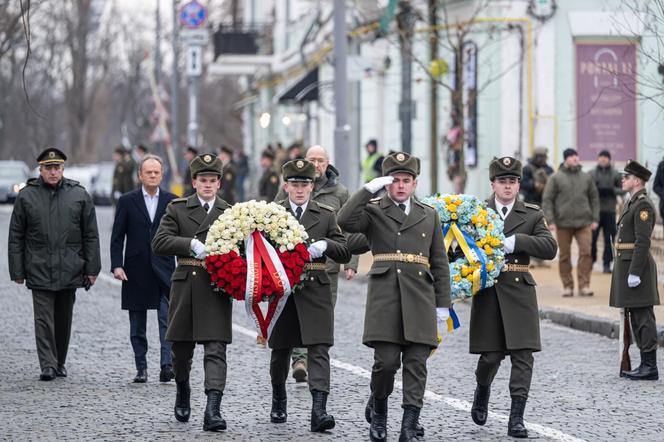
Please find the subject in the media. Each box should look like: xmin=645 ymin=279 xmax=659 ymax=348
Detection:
xmin=364 ymin=176 xmax=394 ymax=194
xmin=113 ymin=267 xmax=128 ymax=281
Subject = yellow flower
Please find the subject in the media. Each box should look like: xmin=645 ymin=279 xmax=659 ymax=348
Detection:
xmin=447 ymin=204 xmax=457 ymax=213
xmin=451 ymin=213 xmax=458 ymax=220
xmin=453 ymin=275 xmax=462 ymax=283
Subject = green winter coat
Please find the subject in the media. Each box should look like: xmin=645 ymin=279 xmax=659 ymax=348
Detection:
xmin=338 ymin=189 xmax=451 ymax=348
xmin=542 ymin=164 xmax=599 ymax=228
xmin=609 ymin=189 xmax=660 ymax=308
xmin=8 ymin=177 xmax=101 ymax=290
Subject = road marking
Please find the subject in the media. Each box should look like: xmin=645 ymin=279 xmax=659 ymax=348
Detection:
xmin=232 ymin=323 xmax=587 ymax=442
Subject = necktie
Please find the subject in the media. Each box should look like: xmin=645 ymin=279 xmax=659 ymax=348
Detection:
xmin=502 ymin=206 xmax=508 ymax=218
xmin=295 ymin=206 xmax=303 ymax=220
xmin=398 ymin=203 xmax=406 ymax=212
xmin=203 ymin=203 xmax=210 ymax=212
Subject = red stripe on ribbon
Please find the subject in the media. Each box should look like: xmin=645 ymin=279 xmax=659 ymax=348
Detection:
xmin=251 ymin=231 xmax=287 ymax=338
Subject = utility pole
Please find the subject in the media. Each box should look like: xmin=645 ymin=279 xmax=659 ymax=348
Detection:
xmin=333 ymin=0 xmax=351 ymax=187
xmin=171 ymin=0 xmax=180 ymax=154
xmin=397 ymin=0 xmax=416 ymax=154
xmin=155 ymin=0 xmax=162 ymax=84
xmin=428 ymin=0 xmax=438 ymax=191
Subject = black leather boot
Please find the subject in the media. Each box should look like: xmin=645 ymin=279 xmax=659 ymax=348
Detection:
xmin=367 ymin=394 xmax=424 ymax=437
xmin=399 ymin=405 xmax=422 ymax=442
xmin=622 ymin=350 xmax=659 ymax=380
xmin=507 ymin=397 xmax=528 ymax=438
xmin=174 ymin=380 xmax=191 ymax=423
xmin=203 ymin=389 xmax=227 ymax=432
xmin=270 ymin=384 xmax=287 ymax=423
xmin=310 ymin=390 xmax=335 ymax=432
xmin=471 ymin=383 xmax=491 ymax=426
xmin=369 ymin=397 xmax=387 ymax=442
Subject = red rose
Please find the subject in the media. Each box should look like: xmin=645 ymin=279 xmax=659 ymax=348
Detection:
xmin=220 ymin=254 xmax=231 ymax=263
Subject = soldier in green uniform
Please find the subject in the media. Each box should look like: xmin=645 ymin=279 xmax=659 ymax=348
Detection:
xmin=338 ymin=151 xmax=451 ymax=442
xmin=610 ymin=160 xmax=660 ymax=380
xmin=112 ymin=146 xmax=136 ymax=204
xmin=217 ymin=145 xmax=237 ymax=204
xmin=152 ymin=153 xmax=232 ymax=432
xmin=268 ymin=159 xmax=350 ymax=432
xmin=8 ymin=147 xmax=101 ymax=381
xmin=258 ymin=149 xmax=280 ymax=201
xmin=469 ymin=157 xmax=557 ymax=438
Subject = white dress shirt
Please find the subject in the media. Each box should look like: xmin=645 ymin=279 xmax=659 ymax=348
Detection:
xmin=198 ymin=196 xmax=215 ymax=213
xmin=289 ymin=200 xmax=309 ymax=218
xmin=390 ymin=197 xmax=411 ymax=215
xmin=142 ymin=187 xmax=160 ymax=223
xmin=495 ymin=198 xmax=516 ymax=253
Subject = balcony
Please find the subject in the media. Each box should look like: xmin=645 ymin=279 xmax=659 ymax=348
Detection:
xmin=213 ymin=24 xmax=273 ymax=59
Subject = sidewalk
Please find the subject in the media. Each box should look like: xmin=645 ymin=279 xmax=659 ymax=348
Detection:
xmin=355 ymin=252 xmax=664 ymax=344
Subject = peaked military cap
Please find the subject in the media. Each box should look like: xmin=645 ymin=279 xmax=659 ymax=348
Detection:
xmin=382 ymin=151 xmax=419 ymax=177
xmin=261 ymin=149 xmax=276 ymax=160
xmin=190 ymin=153 xmax=223 ymax=178
xmin=489 ymin=156 xmax=522 ymax=181
xmin=622 ymin=159 xmax=652 ymax=182
xmin=37 ymin=147 xmax=67 ymax=165
xmin=282 ymin=159 xmax=315 ymax=182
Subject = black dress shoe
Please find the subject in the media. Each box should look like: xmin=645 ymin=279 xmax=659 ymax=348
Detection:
xmin=56 ymin=365 xmax=67 ymax=378
xmin=133 ymin=368 xmax=148 ymax=383
xmin=622 ymin=350 xmax=659 ymax=380
xmin=160 ymin=365 xmax=174 ymax=382
xmin=40 ymin=367 xmax=56 ymax=381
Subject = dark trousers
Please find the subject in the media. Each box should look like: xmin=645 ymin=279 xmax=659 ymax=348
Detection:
xmin=272 ymin=344 xmax=331 ymax=393
xmin=370 ymin=342 xmax=430 ymax=408
xmin=629 ymin=306 xmax=658 ymax=353
xmin=475 ymin=349 xmax=534 ymax=399
xmin=128 ymin=291 xmax=171 ymax=370
xmin=171 ymin=341 xmax=227 ymax=392
xmin=591 ymin=211 xmax=617 ymax=265
xmin=32 ymin=289 xmax=76 ymax=370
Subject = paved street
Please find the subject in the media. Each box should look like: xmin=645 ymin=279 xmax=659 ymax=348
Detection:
xmin=1 ymin=205 xmax=664 ymax=441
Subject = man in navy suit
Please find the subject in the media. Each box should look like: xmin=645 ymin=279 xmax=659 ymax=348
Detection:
xmin=111 ymin=154 xmax=177 ymax=383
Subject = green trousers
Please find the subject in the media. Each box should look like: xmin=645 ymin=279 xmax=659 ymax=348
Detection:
xmin=475 ymin=349 xmax=534 ymax=399
xmin=629 ymin=306 xmax=658 ymax=353
xmin=32 ymin=289 xmax=75 ymax=370
xmin=171 ymin=341 xmax=227 ymax=392
xmin=272 ymin=344 xmax=331 ymax=392
xmin=370 ymin=342 xmax=430 ymax=408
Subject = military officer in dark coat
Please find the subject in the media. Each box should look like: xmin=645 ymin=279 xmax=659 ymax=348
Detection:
xmin=338 ymin=152 xmax=451 ymax=442
xmin=217 ymin=145 xmax=237 ymax=204
xmin=469 ymin=157 xmax=557 ymax=439
xmin=152 ymin=153 xmax=232 ymax=432
xmin=610 ymin=160 xmax=660 ymax=380
xmin=268 ymin=159 xmax=350 ymax=432
xmin=258 ymin=149 xmax=280 ymax=201
xmin=8 ymin=148 xmax=101 ymax=381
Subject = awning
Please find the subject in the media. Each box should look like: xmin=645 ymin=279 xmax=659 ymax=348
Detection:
xmin=278 ymin=68 xmax=318 ymax=104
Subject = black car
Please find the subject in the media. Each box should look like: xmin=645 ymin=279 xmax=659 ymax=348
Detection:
xmin=0 ymin=161 xmax=30 ymax=203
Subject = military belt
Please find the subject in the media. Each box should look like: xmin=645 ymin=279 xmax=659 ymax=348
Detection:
xmin=178 ymin=258 xmax=206 ymax=267
xmin=615 ymin=243 xmax=635 ymax=250
xmin=304 ymin=263 xmax=327 ymax=271
xmin=373 ymin=253 xmax=430 ymax=266
xmin=503 ymin=264 xmax=530 ymax=272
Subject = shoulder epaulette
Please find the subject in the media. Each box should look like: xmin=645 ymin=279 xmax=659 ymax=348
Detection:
xmin=170 ymin=197 xmax=187 ymax=204
xmin=276 ymin=198 xmax=287 ymax=205
xmin=369 ymin=197 xmax=381 ymax=204
xmin=318 ymin=202 xmax=335 ymax=212
xmin=637 ymin=194 xmax=646 ymax=200
xmin=25 ymin=178 xmax=39 ymax=187
xmin=523 ymin=202 xmax=540 ymax=210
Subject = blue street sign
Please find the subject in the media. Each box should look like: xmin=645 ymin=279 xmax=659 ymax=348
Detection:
xmin=179 ymin=1 xmax=207 ymax=29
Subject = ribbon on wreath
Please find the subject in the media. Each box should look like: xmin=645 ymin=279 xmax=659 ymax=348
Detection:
xmin=442 ymin=223 xmax=488 ymax=295
xmin=244 ymin=231 xmax=292 ymax=339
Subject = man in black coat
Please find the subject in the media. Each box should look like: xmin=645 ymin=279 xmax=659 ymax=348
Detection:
xmin=111 ymin=154 xmax=177 ymax=383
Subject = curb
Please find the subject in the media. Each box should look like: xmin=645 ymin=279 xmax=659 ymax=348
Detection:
xmin=539 ymin=307 xmax=664 ymax=347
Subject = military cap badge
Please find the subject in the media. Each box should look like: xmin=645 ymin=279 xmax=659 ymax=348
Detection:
xmin=396 ymin=153 xmax=406 ymax=162
xmin=203 ymin=154 xmax=212 ymax=163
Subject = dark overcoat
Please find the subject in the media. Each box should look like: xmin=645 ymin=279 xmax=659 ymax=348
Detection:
xmin=152 ymin=195 xmax=233 ymax=342
xmin=469 ymin=199 xmax=557 ymax=353
xmin=268 ymin=199 xmax=350 ymax=349
xmin=110 ymin=188 xmax=176 ymax=310
xmin=609 ymin=189 xmax=660 ymax=308
xmin=337 ymin=189 xmax=451 ymax=348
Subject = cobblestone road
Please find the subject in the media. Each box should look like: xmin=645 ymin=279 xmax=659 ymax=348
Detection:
xmin=1 ymin=206 xmax=663 ymax=441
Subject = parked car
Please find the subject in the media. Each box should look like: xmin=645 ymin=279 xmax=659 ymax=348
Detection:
xmin=63 ymin=165 xmax=96 ymax=193
xmin=0 ymin=161 xmax=30 ymax=203
xmin=91 ymin=162 xmax=114 ymax=206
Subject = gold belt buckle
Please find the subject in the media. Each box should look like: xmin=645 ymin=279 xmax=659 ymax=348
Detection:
xmin=405 ymin=254 xmax=415 ymax=263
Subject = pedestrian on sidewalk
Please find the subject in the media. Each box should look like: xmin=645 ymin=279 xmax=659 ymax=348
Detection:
xmin=152 ymin=154 xmax=232 ymax=432
xmin=542 ymin=148 xmax=599 ymax=297
xmin=267 ymin=159 xmax=350 ymax=432
xmin=110 ymin=154 xmax=177 ymax=384
xmin=610 ymin=160 xmax=660 ymax=381
xmin=8 ymin=147 xmax=101 ymax=381
xmin=338 ymin=151 xmax=451 ymax=442
xmin=469 ymin=157 xmax=557 ymax=439
xmin=590 ymin=150 xmax=625 ymax=273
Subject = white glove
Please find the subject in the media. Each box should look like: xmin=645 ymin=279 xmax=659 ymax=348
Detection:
xmin=190 ymin=238 xmax=207 ymax=259
xmin=503 ymin=235 xmax=516 ymax=254
xmin=113 ymin=191 xmax=122 ymax=200
xmin=628 ymin=274 xmax=641 ymax=288
xmin=363 ymin=176 xmax=394 ymax=194
xmin=436 ymin=307 xmax=450 ymax=324
xmin=307 ymin=240 xmax=328 ymax=259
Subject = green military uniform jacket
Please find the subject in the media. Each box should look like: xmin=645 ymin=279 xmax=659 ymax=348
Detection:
xmin=268 ymin=199 xmax=350 ymax=349
xmin=8 ymin=177 xmax=101 ymax=290
xmin=218 ymin=163 xmax=237 ymax=205
xmin=609 ymin=189 xmax=660 ymax=308
xmin=470 ymin=199 xmax=557 ymax=353
xmin=258 ymin=168 xmax=280 ymax=202
xmin=152 ymin=194 xmax=234 ymax=342
xmin=338 ymin=189 xmax=451 ymax=348
xmin=112 ymin=159 xmax=135 ymax=198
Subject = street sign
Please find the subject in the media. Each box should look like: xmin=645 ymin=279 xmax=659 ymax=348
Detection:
xmin=181 ymin=28 xmax=209 ymax=45
xmin=186 ymin=45 xmax=203 ymax=76
xmin=179 ymin=1 xmax=207 ymax=29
